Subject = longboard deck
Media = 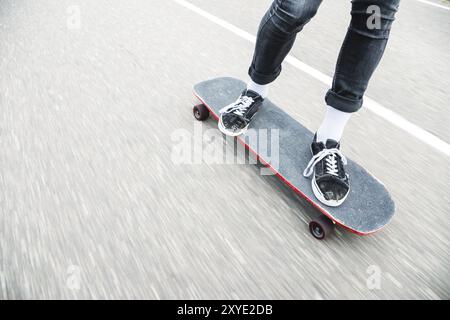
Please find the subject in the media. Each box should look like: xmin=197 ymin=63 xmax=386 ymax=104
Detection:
xmin=194 ymin=77 xmax=395 ymax=235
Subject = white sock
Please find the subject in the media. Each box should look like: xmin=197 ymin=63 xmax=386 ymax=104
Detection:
xmin=316 ymin=106 xmax=352 ymax=144
xmin=247 ymin=79 xmax=269 ymax=98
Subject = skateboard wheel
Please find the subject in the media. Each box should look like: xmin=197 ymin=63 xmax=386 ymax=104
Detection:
xmin=309 ymin=215 xmax=334 ymax=240
xmin=193 ymin=104 xmax=210 ymax=121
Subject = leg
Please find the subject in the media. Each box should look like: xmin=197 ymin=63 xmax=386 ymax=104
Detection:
xmin=309 ymin=0 xmax=400 ymax=207
xmin=325 ymin=0 xmax=401 ymax=113
xmin=248 ymin=0 xmax=323 ymax=85
xmin=317 ymin=0 xmax=400 ymax=142
xmin=219 ymin=0 xmax=323 ymax=136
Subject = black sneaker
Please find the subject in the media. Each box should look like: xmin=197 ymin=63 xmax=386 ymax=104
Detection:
xmin=303 ymin=135 xmax=350 ymax=207
xmin=218 ymin=89 xmax=263 ymax=136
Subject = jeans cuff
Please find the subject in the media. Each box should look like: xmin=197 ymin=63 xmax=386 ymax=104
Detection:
xmin=325 ymin=89 xmax=363 ymax=113
xmin=248 ymin=65 xmax=281 ymax=85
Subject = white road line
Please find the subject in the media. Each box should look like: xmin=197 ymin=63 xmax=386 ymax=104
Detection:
xmin=415 ymin=0 xmax=450 ymax=11
xmin=174 ymin=0 xmax=450 ymax=157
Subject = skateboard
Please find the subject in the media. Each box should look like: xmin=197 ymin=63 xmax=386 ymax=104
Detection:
xmin=192 ymin=77 xmax=395 ymax=240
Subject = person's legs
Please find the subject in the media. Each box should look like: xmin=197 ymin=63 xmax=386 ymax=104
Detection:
xmin=306 ymin=0 xmax=400 ymax=206
xmin=325 ymin=0 xmax=401 ymax=115
xmin=219 ymin=0 xmax=323 ymax=136
xmin=248 ymin=0 xmax=323 ymax=86
xmin=316 ymin=0 xmax=400 ymax=144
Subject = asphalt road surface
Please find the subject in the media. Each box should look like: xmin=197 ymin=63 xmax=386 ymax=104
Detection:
xmin=0 ymin=0 xmax=449 ymax=299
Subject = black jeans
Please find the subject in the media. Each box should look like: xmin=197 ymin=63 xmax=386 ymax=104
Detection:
xmin=248 ymin=0 xmax=400 ymax=113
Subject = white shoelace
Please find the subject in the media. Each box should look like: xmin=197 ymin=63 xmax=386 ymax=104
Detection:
xmin=303 ymin=148 xmax=347 ymax=178
xmin=220 ymin=96 xmax=254 ymax=117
